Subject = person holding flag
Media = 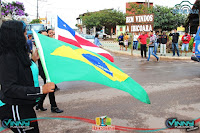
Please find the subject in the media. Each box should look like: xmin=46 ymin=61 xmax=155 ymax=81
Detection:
xmin=0 ymin=20 xmax=55 ymax=133
xmin=36 ymin=30 xmax=63 ymax=113
xmin=33 ymin=16 xmax=150 ymax=104
xmin=32 ymin=28 xmax=150 ymax=105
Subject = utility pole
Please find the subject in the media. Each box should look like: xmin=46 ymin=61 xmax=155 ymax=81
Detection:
xmin=37 ymin=0 xmax=39 ymax=19
xmin=51 ymin=17 xmax=52 ymax=28
xmin=37 ymin=0 xmax=47 ymax=20
xmin=148 ymin=0 xmax=150 ymax=8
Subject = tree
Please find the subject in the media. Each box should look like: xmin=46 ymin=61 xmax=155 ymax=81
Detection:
xmin=1 ymin=1 xmax=28 ymax=19
xmin=153 ymin=5 xmax=186 ymax=31
xmin=126 ymin=3 xmax=153 ymax=15
xmin=126 ymin=3 xmax=187 ymax=31
xmin=30 ymin=19 xmax=41 ymax=24
xmin=82 ymin=9 xmax=126 ymax=35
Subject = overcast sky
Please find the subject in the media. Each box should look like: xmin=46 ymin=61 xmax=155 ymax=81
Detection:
xmin=3 ymin=0 xmax=196 ymax=28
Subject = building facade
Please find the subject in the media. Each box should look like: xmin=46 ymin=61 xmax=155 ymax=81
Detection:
xmin=185 ymin=0 xmax=200 ymax=34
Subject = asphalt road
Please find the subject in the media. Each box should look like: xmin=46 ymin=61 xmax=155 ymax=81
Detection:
xmin=2 ymin=53 xmax=200 ymax=133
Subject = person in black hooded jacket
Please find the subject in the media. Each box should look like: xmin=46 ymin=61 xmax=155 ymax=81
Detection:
xmin=0 ymin=20 xmax=55 ymax=133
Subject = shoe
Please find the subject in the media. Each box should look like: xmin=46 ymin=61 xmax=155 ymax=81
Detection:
xmin=55 ymin=87 xmax=60 ymax=92
xmin=51 ymin=107 xmax=63 ymax=113
xmin=36 ymin=105 xmax=47 ymax=111
xmin=157 ymin=58 xmax=159 ymax=62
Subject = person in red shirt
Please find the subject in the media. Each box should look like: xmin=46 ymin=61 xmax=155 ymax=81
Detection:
xmin=181 ymin=32 xmax=191 ymax=56
xmin=137 ymin=31 xmax=149 ymax=58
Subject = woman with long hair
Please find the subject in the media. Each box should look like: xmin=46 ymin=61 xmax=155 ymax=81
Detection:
xmin=0 ymin=20 xmax=55 ymax=133
xmin=94 ymin=34 xmax=102 ymax=47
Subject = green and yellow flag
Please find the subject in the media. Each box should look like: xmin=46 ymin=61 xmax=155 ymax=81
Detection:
xmin=32 ymin=30 xmax=150 ymax=104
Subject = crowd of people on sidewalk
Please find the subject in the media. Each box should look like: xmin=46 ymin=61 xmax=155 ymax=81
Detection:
xmin=117 ymin=28 xmax=193 ymax=61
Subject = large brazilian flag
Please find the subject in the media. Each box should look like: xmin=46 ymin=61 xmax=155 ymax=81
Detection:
xmin=32 ymin=30 xmax=150 ymax=104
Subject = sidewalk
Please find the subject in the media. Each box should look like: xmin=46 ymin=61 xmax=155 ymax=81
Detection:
xmin=100 ymin=41 xmax=192 ymax=60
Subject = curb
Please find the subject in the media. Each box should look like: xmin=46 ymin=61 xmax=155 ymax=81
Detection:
xmin=102 ymin=47 xmax=191 ymax=60
xmin=101 ymin=41 xmax=118 ymax=44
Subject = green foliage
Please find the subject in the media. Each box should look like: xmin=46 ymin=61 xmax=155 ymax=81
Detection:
xmin=189 ymin=37 xmax=194 ymax=51
xmin=82 ymin=5 xmax=187 ymax=34
xmin=126 ymin=3 xmax=153 ymax=15
xmin=126 ymin=4 xmax=187 ymax=31
xmin=1 ymin=1 xmax=28 ymax=19
xmin=138 ymin=43 xmax=141 ymax=49
xmin=82 ymin=9 xmax=126 ymax=34
xmin=153 ymin=5 xmax=186 ymax=31
xmin=30 ymin=19 xmax=41 ymax=24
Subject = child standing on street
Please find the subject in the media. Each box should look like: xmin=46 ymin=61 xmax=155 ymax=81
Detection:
xmin=124 ymin=33 xmax=129 ymax=51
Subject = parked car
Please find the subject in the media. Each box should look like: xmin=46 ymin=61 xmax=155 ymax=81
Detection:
xmin=191 ymin=27 xmax=200 ymax=62
xmin=26 ymin=24 xmax=45 ymax=36
xmin=80 ymin=34 xmax=95 ymax=43
xmin=97 ymin=32 xmax=107 ymax=39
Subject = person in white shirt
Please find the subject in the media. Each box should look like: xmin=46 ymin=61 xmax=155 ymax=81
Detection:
xmin=133 ymin=33 xmax=139 ymax=50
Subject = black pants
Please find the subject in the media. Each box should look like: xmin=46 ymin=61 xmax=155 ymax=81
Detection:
xmin=141 ymin=44 xmax=147 ymax=58
xmin=37 ymin=77 xmax=57 ymax=108
xmin=0 ymin=104 xmax=39 ymax=133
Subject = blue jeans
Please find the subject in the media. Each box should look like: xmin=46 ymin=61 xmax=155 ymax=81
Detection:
xmin=181 ymin=43 xmax=189 ymax=51
xmin=154 ymin=42 xmax=159 ymax=54
xmin=147 ymin=47 xmax=159 ymax=61
xmin=133 ymin=41 xmax=138 ymax=50
xmin=172 ymin=42 xmax=179 ymax=56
